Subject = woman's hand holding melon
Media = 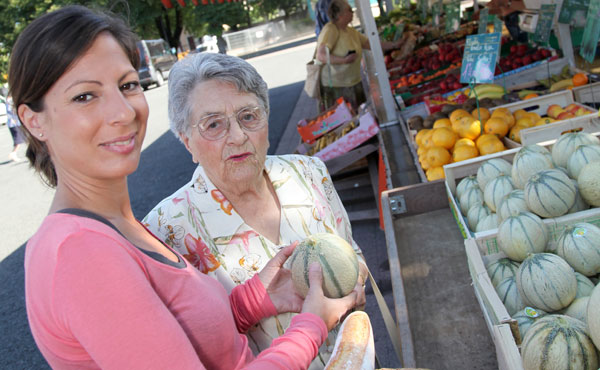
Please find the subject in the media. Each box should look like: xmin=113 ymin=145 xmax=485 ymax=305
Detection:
xmin=258 ymin=243 xmax=304 ymax=314
xmin=301 ymin=263 xmax=359 ymax=331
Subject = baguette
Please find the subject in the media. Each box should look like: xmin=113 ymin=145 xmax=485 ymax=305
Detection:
xmin=325 ymin=311 xmax=375 ymax=370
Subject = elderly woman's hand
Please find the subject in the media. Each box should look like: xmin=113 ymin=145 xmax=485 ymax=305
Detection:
xmin=258 ymin=243 xmax=304 ymax=314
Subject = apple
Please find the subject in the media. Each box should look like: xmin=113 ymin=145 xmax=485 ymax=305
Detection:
xmin=557 ymin=111 xmax=576 ymax=120
xmin=522 ymin=56 xmax=532 ymax=65
xmin=575 ymin=107 xmax=591 ymax=116
xmin=510 ymin=45 xmax=518 ymax=54
xmin=564 ymin=104 xmax=579 ymax=114
xmin=547 ymin=104 xmax=565 ymax=118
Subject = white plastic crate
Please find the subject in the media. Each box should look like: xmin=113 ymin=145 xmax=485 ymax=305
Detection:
xmin=572 ymin=81 xmax=600 ymax=105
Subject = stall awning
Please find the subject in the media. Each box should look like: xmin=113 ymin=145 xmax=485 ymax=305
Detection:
xmin=161 ymin=0 xmax=240 ymax=8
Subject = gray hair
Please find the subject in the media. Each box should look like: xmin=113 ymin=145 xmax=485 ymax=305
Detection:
xmin=327 ymin=0 xmax=349 ymax=22
xmin=167 ymin=52 xmax=269 ymax=140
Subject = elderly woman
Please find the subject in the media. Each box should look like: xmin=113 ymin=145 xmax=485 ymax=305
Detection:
xmin=316 ymin=0 xmax=401 ymax=111
xmin=144 ymin=52 xmax=368 ymax=368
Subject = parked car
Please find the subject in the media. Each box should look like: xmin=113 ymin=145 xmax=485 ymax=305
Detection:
xmin=136 ymin=39 xmax=178 ymax=90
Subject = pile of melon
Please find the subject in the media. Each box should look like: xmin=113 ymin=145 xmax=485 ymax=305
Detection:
xmin=453 ymin=132 xmax=600 ymax=234
xmin=455 ymin=132 xmax=600 ymax=369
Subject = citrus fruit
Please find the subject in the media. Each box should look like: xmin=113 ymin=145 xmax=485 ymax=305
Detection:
xmin=432 ymin=127 xmax=458 ymax=149
xmin=454 ymin=138 xmax=476 ymax=150
xmin=426 ymin=146 xmax=452 ymax=167
xmin=453 ymin=145 xmax=479 ymax=162
xmin=478 ymin=137 xmax=506 ymax=156
xmin=523 ymin=93 xmax=539 ymax=99
xmin=450 ymin=109 xmax=471 ymax=124
xmin=476 ymin=133 xmax=499 ymax=150
xmin=573 ymin=73 xmax=588 ymax=87
xmin=513 ymin=109 xmax=528 ymax=120
xmin=484 ymin=117 xmax=510 ymax=137
xmin=509 ymin=125 xmax=526 ymax=143
xmin=426 ymin=166 xmax=445 ymax=181
xmin=515 ymin=116 xmax=535 ymax=128
xmin=471 ymin=107 xmax=490 ymax=122
xmin=433 ymin=118 xmax=452 ymax=129
xmin=455 ymin=116 xmax=482 ymax=140
xmin=535 ymin=117 xmax=555 ymax=126
xmin=415 ymin=129 xmax=430 ymax=147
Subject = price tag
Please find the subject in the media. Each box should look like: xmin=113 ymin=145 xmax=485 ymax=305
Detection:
xmin=533 ymin=4 xmax=557 ymax=46
xmin=580 ymin=0 xmax=600 ymax=62
xmin=478 ymin=8 xmax=489 ymax=33
xmin=558 ymin=0 xmax=589 ymax=24
xmin=460 ymin=32 xmax=502 ymax=83
xmin=445 ymin=1 xmax=461 ymax=34
xmin=493 ymin=16 xmax=503 ymax=33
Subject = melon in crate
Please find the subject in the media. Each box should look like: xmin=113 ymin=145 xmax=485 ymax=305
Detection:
xmin=562 ymin=296 xmax=590 ymax=324
xmin=289 ymin=233 xmax=358 ymax=298
xmin=476 ymin=158 xmax=512 ymax=191
xmin=587 ymin=283 xmax=600 ymax=351
xmin=517 ymin=253 xmax=577 ymax=311
xmin=459 ymin=186 xmax=484 ymax=216
xmin=495 ymin=276 xmax=525 ymax=315
xmin=475 ymin=212 xmax=499 ymax=233
xmin=486 ymin=257 xmax=521 ymax=287
xmin=497 ymin=189 xmax=528 ymax=221
xmin=455 ymin=175 xmax=478 ymax=199
xmin=556 ymin=223 xmax=600 ymax=276
xmin=483 ymin=175 xmax=515 ymax=212
xmin=577 ymin=161 xmax=600 ymax=207
xmin=575 ymin=272 xmax=596 ymax=298
xmin=567 ymin=144 xmax=600 ymax=179
xmin=497 ymin=212 xmax=548 ymax=262
xmin=467 ymin=203 xmax=491 ymax=231
xmin=551 ymin=132 xmax=600 ymax=168
xmin=513 ymin=307 xmax=547 ymax=339
xmin=511 ymin=145 xmax=554 ymax=189
xmin=521 ymin=315 xmax=598 ymax=370
xmin=568 ymin=179 xmax=590 ymax=214
xmin=524 ymin=169 xmax=576 ymax=218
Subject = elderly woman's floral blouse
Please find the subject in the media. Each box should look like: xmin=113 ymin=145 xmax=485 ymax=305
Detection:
xmin=143 ymin=154 xmax=363 ymax=369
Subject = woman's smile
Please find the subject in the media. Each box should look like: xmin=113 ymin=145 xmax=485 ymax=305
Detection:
xmin=99 ymin=132 xmax=138 ymax=154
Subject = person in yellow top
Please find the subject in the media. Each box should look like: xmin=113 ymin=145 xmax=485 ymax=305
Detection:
xmin=316 ymin=0 xmax=400 ymax=111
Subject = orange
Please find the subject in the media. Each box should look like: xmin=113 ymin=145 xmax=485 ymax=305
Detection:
xmin=476 ymin=133 xmax=499 ymax=150
xmin=523 ymin=93 xmax=539 ymax=100
xmin=417 ymin=146 xmax=428 ymax=158
xmin=420 ymin=157 xmax=431 ymax=170
xmin=513 ymin=109 xmax=528 ymax=120
xmin=484 ymin=117 xmax=510 ymax=137
xmin=527 ymin=112 xmax=541 ymax=122
xmin=426 ymin=166 xmax=445 ymax=181
xmin=432 ymin=127 xmax=458 ymax=149
xmin=492 ymin=107 xmax=511 ymax=116
xmin=426 ymin=146 xmax=452 ymax=167
xmin=573 ymin=73 xmax=588 ymax=87
xmin=422 ymin=130 xmax=435 ymax=148
xmin=478 ymin=137 xmax=506 ymax=156
xmin=492 ymin=110 xmax=515 ymax=128
xmin=450 ymin=109 xmax=471 ymax=124
xmin=433 ymin=118 xmax=452 ymax=129
xmin=415 ymin=129 xmax=431 ymax=147
xmin=452 ymin=145 xmax=479 ymax=162
xmin=515 ymin=115 xmax=535 ymax=128
xmin=508 ymin=125 xmax=526 ymax=143
xmin=455 ymin=116 xmax=482 ymax=140
xmin=535 ymin=117 xmax=555 ymax=126
xmin=453 ymin=138 xmax=476 ymax=150
xmin=471 ymin=107 xmax=490 ymax=122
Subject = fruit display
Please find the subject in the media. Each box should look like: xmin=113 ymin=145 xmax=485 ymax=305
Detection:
xmin=289 ymin=233 xmax=358 ymax=299
xmin=306 ymin=120 xmax=357 ymax=156
xmin=497 ymin=43 xmax=553 ymax=74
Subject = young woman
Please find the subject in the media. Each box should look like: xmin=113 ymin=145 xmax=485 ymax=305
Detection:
xmin=12 ymin=6 xmax=357 ymax=369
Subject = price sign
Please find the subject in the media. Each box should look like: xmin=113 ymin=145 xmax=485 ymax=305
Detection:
xmin=460 ymin=32 xmax=502 ymax=83
xmin=580 ymin=0 xmax=600 ymax=62
xmin=478 ymin=8 xmax=489 ymax=33
xmin=445 ymin=1 xmax=461 ymax=34
xmin=558 ymin=0 xmax=589 ymax=24
xmin=533 ymin=4 xmax=557 ymax=46
xmin=493 ymin=16 xmax=503 ymax=33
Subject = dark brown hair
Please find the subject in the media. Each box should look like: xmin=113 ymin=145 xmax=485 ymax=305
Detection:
xmin=8 ymin=5 xmax=139 ymax=187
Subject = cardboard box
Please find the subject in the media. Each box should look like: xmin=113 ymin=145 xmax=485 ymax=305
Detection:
xmin=297 ymin=110 xmax=379 ymax=161
xmin=297 ymin=99 xmax=353 ymax=144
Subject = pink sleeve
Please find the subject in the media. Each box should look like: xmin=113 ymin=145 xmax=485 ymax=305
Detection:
xmin=245 ymin=314 xmax=328 ymax=370
xmin=229 ymin=274 xmax=278 ymax=333
xmin=52 ymin=231 xmax=206 ymax=370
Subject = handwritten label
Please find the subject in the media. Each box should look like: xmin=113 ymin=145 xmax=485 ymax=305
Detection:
xmin=445 ymin=1 xmax=461 ymax=34
xmin=580 ymin=0 xmax=600 ymax=63
xmin=460 ymin=33 xmax=502 ymax=83
xmin=533 ymin=4 xmax=557 ymax=46
xmin=558 ymin=0 xmax=589 ymax=24
xmin=478 ymin=8 xmax=489 ymax=34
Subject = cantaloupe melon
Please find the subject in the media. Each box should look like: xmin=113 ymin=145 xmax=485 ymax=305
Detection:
xmin=497 ymin=190 xmax=528 ymax=221
xmin=325 ymin=311 xmax=374 ymax=370
xmin=289 ymin=233 xmax=358 ymax=298
xmin=574 ymin=272 xmax=595 ymax=298
xmin=475 ymin=213 xmax=499 ymax=233
xmin=455 ymin=175 xmax=478 ymax=199
xmin=556 ymin=223 xmax=600 ymax=276
xmin=497 ymin=212 xmax=548 ymax=261
xmin=476 ymin=158 xmax=512 ymax=191
xmin=517 ymin=253 xmax=577 ymax=311
xmin=568 ymin=179 xmax=590 ymax=214
xmin=521 ymin=315 xmax=598 ymax=370
xmin=495 ymin=276 xmax=525 ymax=315
xmin=551 ymin=132 xmax=600 ymax=168
xmin=524 ymin=169 xmax=576 ymax=218
xmin=577 ymin=161 xmax=600 ymax=207
xmin=459 ymin=186 xmax=484 ymax=216
xmin=562 ymin=296 xmax=590 ymax=324
xmin=567 ymin=144 xmax=600 ymax=179
xmin=587 ymin=283 xmax=600 ymax=351
xmin=483 ymin=175 xmax=514 ymax=212
xmin=486 ymin=257 xmax=521 ymax=287
xmin=511 ymin=145 xmax=554 ymax=189
xmin=466 ymin=203 xmax=490 ymax=231
xmin=513 ymin=307 xmax=547 ymax=340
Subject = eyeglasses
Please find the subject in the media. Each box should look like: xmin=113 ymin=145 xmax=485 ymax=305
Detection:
xmin=191 ymin=106 xmax=267 ymax=141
